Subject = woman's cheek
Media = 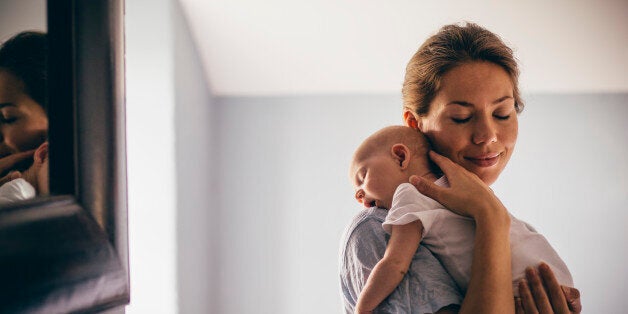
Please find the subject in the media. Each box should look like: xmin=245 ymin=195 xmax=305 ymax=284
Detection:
xmin=433 ymin=127 xmax=463 ymax=160
xmin=502 ymin=117 xmax=519 ymax=148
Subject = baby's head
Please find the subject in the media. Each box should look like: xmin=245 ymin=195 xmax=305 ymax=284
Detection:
xmin=350 ymin=126 xmax=434 ymax=209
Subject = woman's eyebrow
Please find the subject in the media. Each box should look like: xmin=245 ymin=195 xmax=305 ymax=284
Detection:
xmin=446 ymin=100 xmax=474 ymax=107
xmin=446 ymin=96 xmax=513 ymax=107
xmin=492 ymin=96 xmax=514 ymax=104
xmin=0 ymin=103 xmax=15 ymax=108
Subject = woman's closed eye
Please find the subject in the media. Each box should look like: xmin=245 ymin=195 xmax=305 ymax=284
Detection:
xmin=452 ymin=114 xmax=511 ymax=123
xmin=0 ymin=114 xmax=17 ymax=124
xmin=0 ymin=107 xmax=17 ymax=124
xmin=451 ymin=116 xmax=471 ymax=124
xmin=493 ymin=105 xmax=515 ymax=121
xmin=493 ymin=114 xmax=511 ymax=120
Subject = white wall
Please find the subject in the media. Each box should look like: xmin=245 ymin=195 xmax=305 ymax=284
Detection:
xmin=216 ymin=93 xmax=628 ymax=313
xmin=127 ymin=1 xmax=218 ymax=313
xmin=179 ymin=0 xmax=628 ymax=95
xmin=173 ymin=1 xmax=218 ymax=313
xmin=126 ymin=0 xmax=178 ymax=313
xmin=0 ymin=0 xmax=46 ymax=41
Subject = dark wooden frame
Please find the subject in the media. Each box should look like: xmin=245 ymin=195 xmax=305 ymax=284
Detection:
xmin=0 ymin=0 xmax=129 ymax=312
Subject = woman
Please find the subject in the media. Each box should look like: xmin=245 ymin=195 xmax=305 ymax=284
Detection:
xmin=340 ymin=22 xmax=581 ymax=313
xmin=0 ymin=32 xmax=49 ymax=190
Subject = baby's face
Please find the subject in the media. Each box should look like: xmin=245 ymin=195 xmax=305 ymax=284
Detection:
xmin=350 ymin=153 xmax=408 ymax=209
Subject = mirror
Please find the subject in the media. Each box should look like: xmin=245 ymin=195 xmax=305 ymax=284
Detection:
xmin=0 ymin=0 xmax=129 ymax=312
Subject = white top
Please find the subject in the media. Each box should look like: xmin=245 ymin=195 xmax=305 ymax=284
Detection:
xmin=383 ymin=178 xmax=573 ymax=295
xmin=0 ymin=178 xmax=36 ymax=205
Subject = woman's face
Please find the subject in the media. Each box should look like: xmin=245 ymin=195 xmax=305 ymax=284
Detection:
xmin=413 ymin=61 xmax=518 ymax=185
xmin=0 ymin=70 xmax=48 ymax=157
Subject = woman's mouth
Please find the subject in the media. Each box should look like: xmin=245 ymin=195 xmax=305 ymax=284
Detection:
xmin=465 ymin=153 xmax=500 ymax=167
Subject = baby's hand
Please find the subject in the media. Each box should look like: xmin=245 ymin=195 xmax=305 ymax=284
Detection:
xmin=0 ymin=171 xmax=22 ymax=186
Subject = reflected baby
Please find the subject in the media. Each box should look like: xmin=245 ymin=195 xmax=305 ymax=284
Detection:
xmin=0 ymin=142 xmax=48 ymax=204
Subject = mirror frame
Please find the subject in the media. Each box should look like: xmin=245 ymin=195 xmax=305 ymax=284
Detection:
xmin=0 ymin=0 xmax=129 ymax=312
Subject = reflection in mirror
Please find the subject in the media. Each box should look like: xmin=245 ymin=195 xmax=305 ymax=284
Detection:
xmin=0 ymin=0 xmax=129 ymax=312
xmin=0 ymin=0 xmax=48 ymax=206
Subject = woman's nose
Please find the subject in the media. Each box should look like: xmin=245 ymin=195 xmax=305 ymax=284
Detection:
xmin=472 ymin=116 xmax=497 ymax=145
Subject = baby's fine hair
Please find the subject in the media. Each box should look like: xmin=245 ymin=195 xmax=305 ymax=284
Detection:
xmin=353 ymin=126 xmax=430 ymax=163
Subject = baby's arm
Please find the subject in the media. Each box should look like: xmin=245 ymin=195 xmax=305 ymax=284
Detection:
xmin=355 ymin=220 xmax=422 ymax=313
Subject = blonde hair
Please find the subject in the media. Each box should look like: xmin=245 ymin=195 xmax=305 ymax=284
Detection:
xmin=402 ymin=22 xmax=523 ymax=116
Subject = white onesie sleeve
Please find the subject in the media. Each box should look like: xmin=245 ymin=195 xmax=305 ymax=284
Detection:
xmin=0 ymin=178 xmax=36 ymax=205
xmin=382 ymin=182 xmax=445 ymax=236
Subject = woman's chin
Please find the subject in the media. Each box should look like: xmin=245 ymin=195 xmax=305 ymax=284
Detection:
xmin=475 ymin=169 xmax=501 ymax=186
xmin=462 ymin=163 xmax=502 ymax=186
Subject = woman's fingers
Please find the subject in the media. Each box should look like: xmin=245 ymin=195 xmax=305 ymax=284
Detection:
xmin=427 ymin=150 xmax=458 ymax=177
xmin=0 ymin=150 xmax=35 ymax=173
xmin=538 ymin=263 xmax=570 ymax=314
xmin=525 ymin=266 xmax=554 ymax=313
xmin=519 ymin=280 xmax=540 ymax=314
xmin=409 ymin=175 xmax=445 ymax=203
xmin=515 ymin=297 xmax=525 ymax=314
xmin=561 ymin=286 xmax=581 ymax=313
xmin=0 ymin=171 xmax=21 ymax=186
xmin=518 ymin=264 xmax=579 ymax=314
xmin=562 ymin=287 xmax=581 ymax=313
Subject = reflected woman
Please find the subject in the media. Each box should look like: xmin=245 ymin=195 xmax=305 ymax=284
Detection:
xmin=0 ymin=31 xmax=49 ymax=203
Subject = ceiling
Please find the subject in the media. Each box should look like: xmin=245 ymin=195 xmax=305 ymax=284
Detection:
xmin=179 ymin=0 xmax=627 ymax=96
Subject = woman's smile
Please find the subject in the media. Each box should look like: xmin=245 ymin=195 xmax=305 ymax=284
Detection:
xmin=464 ymin=152 xmax=501 ymax=167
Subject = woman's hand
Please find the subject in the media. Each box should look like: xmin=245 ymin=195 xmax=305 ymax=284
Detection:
xmin=516 ymin=263 xmax=581 ymax=314
xmin=409 ymin=151 xmax=507 ymax=220
xmin=412 ymin=151 xmax=514 ymax=314
xmin=0 ymin=150 xmax=35 ymax=186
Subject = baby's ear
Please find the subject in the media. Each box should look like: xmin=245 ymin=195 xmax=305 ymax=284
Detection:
xmin=33 ymin=142 xmax=49 ymax=164
xmin=391 ymin=144 xmax=411 ymax=169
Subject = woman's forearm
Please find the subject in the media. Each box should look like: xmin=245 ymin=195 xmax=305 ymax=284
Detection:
xmin=459 ymin=209 xmax=513 ymax=314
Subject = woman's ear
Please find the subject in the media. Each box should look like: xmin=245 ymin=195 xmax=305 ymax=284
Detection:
xmin=391 ymin=144 xmax=411 ymax=169
xmin=403 ymin=110 xmax=420 ymax=130
xmin=403 ymin=110 xmax=429 ymax=132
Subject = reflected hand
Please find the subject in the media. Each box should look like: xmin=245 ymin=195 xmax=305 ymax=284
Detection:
xmin=409 ymin=150 xmax=506 ymax=220
xmin=515 ymin=263 xmax=581 ymax=314
xmin=0 ymin=150 xmax=35 ymax=186
xmin=0 ymin=171 xmax=22 ymax=186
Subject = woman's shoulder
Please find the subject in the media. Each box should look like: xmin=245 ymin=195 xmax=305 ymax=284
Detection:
xmin=342 ymin=207 xmax=387 ymax=239
xmin=339 ymin=207 xmax=388 ymax=257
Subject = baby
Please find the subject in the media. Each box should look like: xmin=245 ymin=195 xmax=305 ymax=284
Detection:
xmin=0 ymin=142 xmax=49 ymax=204
xmin=349 ymin=126 xmax=573 ymax=312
